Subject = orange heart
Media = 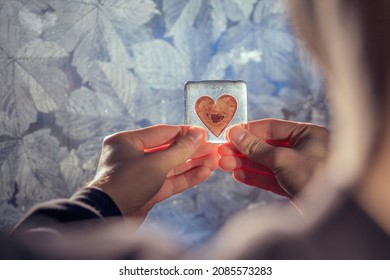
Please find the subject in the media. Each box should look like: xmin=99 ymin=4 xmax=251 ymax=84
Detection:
xmin=195 ymin=94 xmax=237 ymax=137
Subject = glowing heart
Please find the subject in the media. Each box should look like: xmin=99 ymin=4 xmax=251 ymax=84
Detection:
xmin=195 ymin=94 xmax=237 ymax=137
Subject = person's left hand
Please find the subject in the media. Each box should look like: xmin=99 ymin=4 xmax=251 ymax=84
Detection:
xmin=87 ymin=125 xmax=218 ymax=219
xmin=218 ymin=119 xmax=329 ymax=198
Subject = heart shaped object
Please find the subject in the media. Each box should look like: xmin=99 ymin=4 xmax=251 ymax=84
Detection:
xmin=195 ymin=94 xmax=237 ymax=137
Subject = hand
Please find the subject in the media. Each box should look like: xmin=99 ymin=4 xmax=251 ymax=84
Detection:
xmin=87 ymin=125 xmax=218 ymax=218
xmin=219 ymin=119 xmax=329 ymax=198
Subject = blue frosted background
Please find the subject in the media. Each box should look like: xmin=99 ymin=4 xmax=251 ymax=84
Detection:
xmin=0 ymin=0 xmax=327 ymax=245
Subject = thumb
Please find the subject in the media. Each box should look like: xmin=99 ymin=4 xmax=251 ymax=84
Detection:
xmin=228 ymin=125 xmax=280 ymax=169
xmin=149 ymin=126 xmax=206 ymax=173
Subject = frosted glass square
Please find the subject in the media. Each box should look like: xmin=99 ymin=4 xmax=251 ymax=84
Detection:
xmin=184 ymin=80 xmax=247 ymax=143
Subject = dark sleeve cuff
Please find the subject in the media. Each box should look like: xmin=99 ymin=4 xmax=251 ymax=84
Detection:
xmin=12 ymin=187 xmax=122 ymax=235
xmin=70 ymin=187 xmax=122 ymax=218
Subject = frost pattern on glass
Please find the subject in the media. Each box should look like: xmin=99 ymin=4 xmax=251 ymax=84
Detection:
xmin=0 ymin=0 xmax=328 ymax=245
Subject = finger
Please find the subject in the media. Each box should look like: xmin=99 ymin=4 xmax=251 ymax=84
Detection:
xmin=191 ymin=142 xmax=219 ymax=159
xmin=227 ymin=125 xmax=285 ymax=170
xmin=119 ymin=125 xmax=191 ymax=151
xmin=248 ymin=118 xmax=296 ymax=137
xmin=218 ymin=143 xmax=242 ymax=156
xmin=156 ymin=166 xmax=211 ymax=202
xmin=245 ymin=119 xmax=328 ymax=146
xmin=145 ymin=142 xmax=218 ymax=157
xmin=219 ymin=155 xmax=240 ymax=171
xmin=219 ymin=155 xmax=273 ymax=175
xmin=148 ymin=126 xmax=207 ymax=173
xmin=233 ymin=169 xmax=292 ymax=198
xmin=167 ymin=154 xmax=219 ymax=177
xmin=245 ymin=119 xmax=301 ymax=142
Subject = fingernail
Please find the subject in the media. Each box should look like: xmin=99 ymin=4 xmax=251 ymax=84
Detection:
xmin=186 ymin=127 xmax=205 ymax=143
xmin=229 ymin=126 xmax=246 ymax=144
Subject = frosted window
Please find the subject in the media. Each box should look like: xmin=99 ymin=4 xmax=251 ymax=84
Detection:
xmin=0 ymin=0 xmax=327 ymax=245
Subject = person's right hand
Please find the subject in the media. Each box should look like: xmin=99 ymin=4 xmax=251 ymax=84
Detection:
xmin=87 ymin=125 xmax=218 ymax=220
xmin=218 ymin=119 xmax=329 ymax=198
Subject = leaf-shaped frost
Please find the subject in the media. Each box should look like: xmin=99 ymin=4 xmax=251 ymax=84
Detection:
xmin=99 ymin=62 xmax=137 ymax=115
xmin=60 ymin=149 xmax=87 ymax=192
xmin=16 ymin=39 xmax=67 ymax=59
xmin=201 ymin=52 xmax=231 ymax=80
xmin=138 ymin=97 xmax=183 ymax=125
xmin=214 ymin=19 xmax=298 ymax=82
xmin=102 ymin=0 xmax=158 ymax=29
xmin=66 ymin=87 xmax=116 ymax=117
xmin=14 ymin=40 xmax=68 ymax=92
xmin=13 ymin=39 xmax=68 ymax=120
xmin=169 ymin=20 xmax=212 ymax=79
xmin=43 ymin=2 xmax=96 ymax=52
xmin=210 ymin=0 xmax=228 ymax=41
xmin=18 ymin=6 xmax=45 ymax=36
xmin=0 ymin=204 xmax=23 ymax=231
xmin=165 ymin=0 xmax=202 ymax=38
xmin=0 ymin=131 xmax=19 ymax=195
xmin=56 ymin=112 xmax=122 ymax=141
xmin=1 ymin=62 xmax=37 ymax=133
xmin=0 ymin=138 xmax=19 ymax=204
xmin=101 ymin=16 xmax=133 ymax=68
xmin=164 ymin=1 xmax=214 ymax=79
xmin=0 ymin=1 xmax=35 ymax=57
xmin=0 ymin=114 xmax=20 ymax=198
xmin=42 ymin=0 xmax=156 ymax=101
xmin=17 ymin=63 xmax=58 ymax=113
xmin=132 ymin=40 xmax=190 ymax=90
xmin=162 ymin=0 xmax=188 ymax=31
xmin=56 ymin=85 xmax=133 ymax=142
xmin=15 ymin=129 xmax=67 ymax=208
xmin=260 ymin=23 xmax=297 ymax=81
xmin=0 ymin=48 xmax=7 ymax=59
xmin=221 ymin=0 xmax=257 ymax=22
xmin=253 ymin=0 xmax=286 ymax=24
xmin=166 ymin=0 xmax=203 ymax=40
xmin=0 ymin=12 xmax=69 ymax=130
xmin=0 ymin=112 xmax=18 ymax=137
xmin=76 ymin=137 xmax=102 ymax=172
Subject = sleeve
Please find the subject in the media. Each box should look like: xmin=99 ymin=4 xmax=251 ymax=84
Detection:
xmin=11 ymin=187 xmax=122 ymax=235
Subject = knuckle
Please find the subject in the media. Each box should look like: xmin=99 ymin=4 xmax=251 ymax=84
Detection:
xmin=315 ymin=126 xmax=330 ymax=140
xmin=170 ymin=138 xmax=192 ymax=157
xmin=126 ymin=135 xmax=144 ymax=151
xmin=103 ymin=132 xmax=144 ymax=151
xmin=242 ymin=136 xmax=263 ymax=158
xmin=102 ymin=133 xmax=120 ymax=146
xmin=103 ymin=132 xmax=128 ymax=146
